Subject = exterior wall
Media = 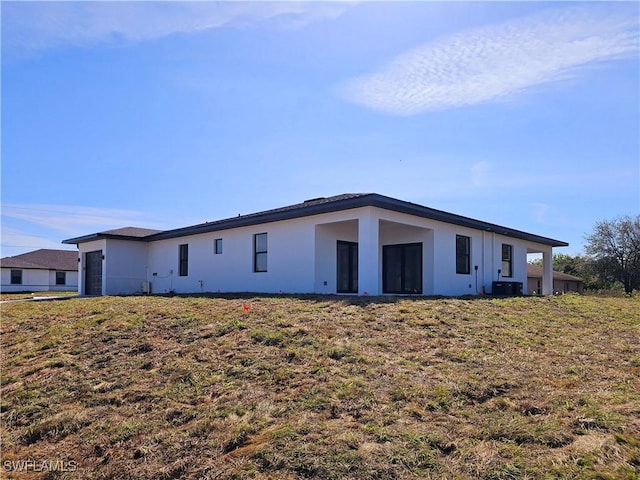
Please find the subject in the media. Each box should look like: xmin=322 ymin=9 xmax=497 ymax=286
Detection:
xmin=314 ymin=219 xmax=358 ymax=294
xmin=1 ymin=268 xmax=49 ymax=292
xmin=378 ymin=219 xmax=434 ymax=294
xmin=1 ymin=267 xmax=78 ymax=292
xmin=556 ymin=280 xmax=583 ymax=294
xmin=527 ymin=277 xmax=542 ymax=295
xmin=77 ymin=239 xmax=149 ymax=295
xmin=492 ymin=237 xmax=530 ymax=294
xmin=104 ymin=240 xmax=150 ymax=295
xmin=527 ymin=277 xmax=583 ymax=294
xmin=77 ymin=239 xmax=107 ymax=295
xmin=373 ymin=208 xmax=534 ymax=296
xmin=48 ymin=270 xmax=79 ymax=291
xmin=147 ymin=215 xmax=321 ymax=294
xmin=75 ymin=206 xmax=559 ymax=297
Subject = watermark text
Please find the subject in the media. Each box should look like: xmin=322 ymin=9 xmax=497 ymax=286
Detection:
xmin=3 ymin=459 xmax=77 ymax=473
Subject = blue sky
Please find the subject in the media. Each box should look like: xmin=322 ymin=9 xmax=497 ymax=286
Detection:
xmin=2 ymin=1 xmax=638 ymax=258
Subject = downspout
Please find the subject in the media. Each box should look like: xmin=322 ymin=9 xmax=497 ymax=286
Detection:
xmin=78 ymin=251 xmax=83 ymax=296
xmin=102 ymin=246 xmax=106 ymax=296
xmin=481 ymin=231 xmax=485 ymax=294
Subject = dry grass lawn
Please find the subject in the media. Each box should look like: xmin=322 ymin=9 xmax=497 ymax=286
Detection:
xmin=1 ymin=294 xmax=638 ymax=479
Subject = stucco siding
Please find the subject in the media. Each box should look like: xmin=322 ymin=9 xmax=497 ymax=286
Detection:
xmin=491 ymin=237 xmax=529 ymax=293
xmin=1 ymin=268 xmax=48 ymax=292
xmin=147 ymin=215 xmax=322 ymax=294
xmin=48 ymin=270 xmax=79 ymax=291
xmin=104 ymin=240 xmax=150 ymax=295
xmin=1 ymin=268 xmax=79 ymax=292
xmin=527 ymin=277 xmax=583 ymax=294
xmin=314 ymin=220 xmax=358 ymax=294
xmin=373 ymin=208 xmax=530 ymax=296
xmin=77 ymin=239 xmax=106 ymax=295
xmin=70 ymin=204 xmax=560 ymax=297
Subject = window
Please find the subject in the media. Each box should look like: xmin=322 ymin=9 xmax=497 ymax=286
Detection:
xmin=179 ymin=244 xmax=189 ymax=276
xmin=456 ymin=235 xmax=471 ymax=274
xmin=56 ymin=271 xmax=66 ymax=285
xmin=254 ymin=233 xmax=267 ymax=272
xmin=501 ymin=244 xmax=513 ymax=278
xmin=10 ymin=270 xmax=22 ymax=285
xmin=214 ymin=238 xmax=223 ymax=255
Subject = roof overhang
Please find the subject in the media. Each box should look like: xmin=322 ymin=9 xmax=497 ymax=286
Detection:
xmin=62 ymin=193 xmax=569 ymax=248
xmin=62 ymin=232 xmax=156 ymax=245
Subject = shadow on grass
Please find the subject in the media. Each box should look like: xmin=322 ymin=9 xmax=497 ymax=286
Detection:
xmin=128 ymin=291 xmax=529 ymax=307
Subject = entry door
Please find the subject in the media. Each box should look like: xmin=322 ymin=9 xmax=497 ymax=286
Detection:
xmin=383 ymin=243 xmax=422 ymax=294
xmin=85 ymin=250 xmax=103 ymax=295
xmin=337 ymin=241 xmax=358 ymax=293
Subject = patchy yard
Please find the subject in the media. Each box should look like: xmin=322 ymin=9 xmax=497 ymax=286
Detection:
xmin=0 ymin=292 xmax=77 ymax=302
xmin=1 ymin=294 xmax=638 ymax=479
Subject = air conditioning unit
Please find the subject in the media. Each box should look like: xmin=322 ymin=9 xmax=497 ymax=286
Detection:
xmin=141 ymin=281 xmax=151 ymax=294
xmin=492 ymin=281 xmax=522 ymax=296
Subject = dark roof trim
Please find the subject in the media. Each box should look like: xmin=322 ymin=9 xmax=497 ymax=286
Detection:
xmin=62 ymin=232 xmax=155 ymax=245
xmin=367 ymin=195 xmax=568 ymax=247
xmin=149 ymin=193 xmax=372 ymax=241
xmin=62 ymin=227 xmax=162 ymax=245
xmin=63 ymin=193 xmax=568 ymax=247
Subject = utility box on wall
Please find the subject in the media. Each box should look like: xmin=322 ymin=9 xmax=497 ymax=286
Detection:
xmin=492 ymin=281 xmax=523 ymax=296
xmin=141 ymin=281 xmax=152 ymax=294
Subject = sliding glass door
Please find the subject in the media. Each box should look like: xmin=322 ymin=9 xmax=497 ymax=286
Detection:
xmin=383 ymin=243 xmax=422 ymax=294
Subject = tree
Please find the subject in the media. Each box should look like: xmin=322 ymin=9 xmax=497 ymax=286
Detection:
xmin=584 ymin=215 xmax=640 ymax=294
xmin=551 ymin=253 xmax=585 ymax=276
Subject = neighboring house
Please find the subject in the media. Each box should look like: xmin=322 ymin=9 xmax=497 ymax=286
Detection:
xmin=62 ymin=193 xmax=568 ymax=297
xmin=1 ymin=249 xmax=79 ymax=293
xmin=527 ymin=264 xmax=584 ymax=294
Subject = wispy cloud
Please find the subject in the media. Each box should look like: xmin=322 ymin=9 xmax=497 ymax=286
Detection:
xmin=339 ymin=4 xmax=639 ymax=115
xmin=1 ymin=203 xmax=161 ymax=236
xmin=2 ymin=2 xmax=351 ymax=58
xmin=0 ymin=227 xmax=75 ymax=257
xmin=1 ymin=203 xmax=167 ymax=256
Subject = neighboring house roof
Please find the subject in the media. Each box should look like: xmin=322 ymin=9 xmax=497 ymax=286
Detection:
xmin=0 ymin=249 xmax=79 ymax=271
xmin=527 ymin=264 xmax=583 ymax=282
xmin=63 ymin=193 xmax=569 ymax=247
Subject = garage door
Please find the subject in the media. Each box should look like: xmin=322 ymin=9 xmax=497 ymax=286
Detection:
xmin=85 ymin=250 xmax=103 ymax=295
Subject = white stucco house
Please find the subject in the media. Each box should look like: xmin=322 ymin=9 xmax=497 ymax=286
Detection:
xmin=62 ymin=193 xmax=567 ymax=297
xmin=1 ymin=249 xmax=79 ymax=293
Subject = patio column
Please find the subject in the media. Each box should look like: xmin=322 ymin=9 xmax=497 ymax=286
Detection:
xmin=358 ymin=210 xmax=380 ymax=296
xmin=542 ymin=248 xmax=553 ymax=295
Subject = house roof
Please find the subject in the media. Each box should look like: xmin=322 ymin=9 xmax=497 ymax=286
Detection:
xmin=527 ymin=264 xmax=583 ymax=282
xmin=60 ymin=227 xmax=163 ymax=245
xmin=0 ymin=249 xmax=79 ymax=271
xmin=63 ymin=193 xmax=569 ymax=247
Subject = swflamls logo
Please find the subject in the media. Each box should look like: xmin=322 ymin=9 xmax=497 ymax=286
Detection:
xmin=2 ymin=459 xmax=77 ymax=472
